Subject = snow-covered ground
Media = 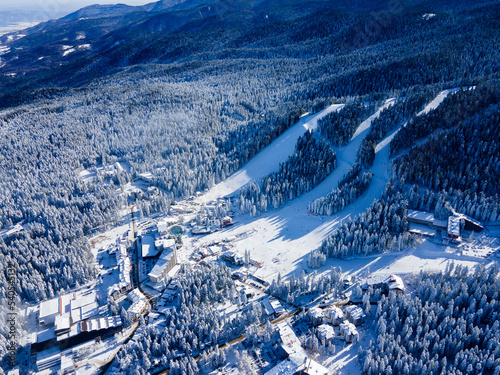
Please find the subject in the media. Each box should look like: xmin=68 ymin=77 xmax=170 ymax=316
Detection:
xmin=0 ymin=22 xmax=39 ymax=37
xmin=76 ymin=88 xmax=498 ymax=375
xmin=185 ymin=89 xmax=487 ymax=287
xmin=197 ymin=104 xmax=344 ymax=203
xmin=187 ymin=99 xmax=397 ymax=281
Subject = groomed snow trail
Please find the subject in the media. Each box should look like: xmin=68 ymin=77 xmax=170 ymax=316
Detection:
xmin=191 ymin=91 xmax=455 ymax=280
xmin=197 ymin=104 xmax=344 ymax=204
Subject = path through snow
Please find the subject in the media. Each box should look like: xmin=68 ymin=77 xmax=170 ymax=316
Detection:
xmin=197 ymin=104 xmax=344 ymax=204
xmin=190 ymin=90 xmax=459 ymax=281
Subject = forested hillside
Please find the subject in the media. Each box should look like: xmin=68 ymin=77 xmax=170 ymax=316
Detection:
xmin=239 ymin=131 xmax=337 ymax=213
xmin=0 ymin=0 xmax=499 ymax=369
xmin=363 ymin=265 xmax=500 ymax=375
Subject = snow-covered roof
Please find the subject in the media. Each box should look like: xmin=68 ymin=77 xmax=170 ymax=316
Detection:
xmin=37 ymin=327 xmax=56 ymax=343
xmin=340 ymin=321 xmax=358 ymax=336
xmin=60 ymin=351 xmax=74 ymax=373
xmin=208 ymin=245 xmax=222 ymax=254
xmin=388 ymin=274 xmax=405 ymax=291
xmin=127 ymin=288 xmax=146 ymax=303
xmin=54 ymin=313 xmax=71 ymax=332
xmin=71 ymin=302 xmax=99 ymax=323
xmin=142 ymin=235 xmax=160 ymax=258
xmin=317 ymin=324 xmax=335 ymax=341
xmin=69 ymin=292 xmax=97 ymax=310
xmin=157 ymin=222 xmax=168 ymax=235
xmin=160 ymin=248 xmax=175 ymax=261
xmin=270 ymin=299 xmax=285 ymax=314
xmin=264 ymin=359 xmax=298 ymax=375
xmin=277 ymin=322 xmax=306 ymax=364
xmin=448 ymin=216 xmax=461 ymax=237
xmin=344 ymin=305 xmax=365 ymax=321
xmin=128 ymin=300 xmax=146 ymax=316
xmin=308 ymin=307 xmax=324 ymax=319
xmin=149 ymin=260 xmax=167 ymax=279
xmin=407 ymin=210 xmax=435 ymax=225
xmin=39 ymin=297 xmax=60 ymax=318
xmin=36 ymin=346 xmax=60 ymax=366
xmin=261 ymin=298 xmax=275 ymax=315
xmin=156 ymin=238 xmax=176 ymax=250
xmin=326 ymin=306 xmax=344 ymax=320
xmin=80 ymin=316 xmax=122 ymax=332
xmin=296 ymin=359 xmax=329 ymax=375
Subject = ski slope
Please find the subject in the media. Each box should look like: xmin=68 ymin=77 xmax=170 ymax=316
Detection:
xmin=197 ymin=104 xmax=344 ymax=203
xmin=189 ymin=90 xmax=461 ymax=281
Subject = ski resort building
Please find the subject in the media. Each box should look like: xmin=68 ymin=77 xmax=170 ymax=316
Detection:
xmin=261 ymin=298 xmax=285 ymax=317
xmin=339 ymin=321 xmax=358 ymax=343
xmin=36 ymin=347 xmax=61 ymax=372
xmin=308 ymin=307 xmax=325 ymax=326
xmin=127 ymin=289 xmax=147 ymax=319
xmin=141 ymin=235 xmax=160 ymax=258
xmin=154 ymin=238 xmax=176 ymax=251
xmin=447 ymin=216 xmax=461 ymax=241
xmin=264 ymin=322 xmax=328 ymax=375
xmin=148 ymin=249 xmax=178 ymax=283
xmin=222 ymin=250 xmax=244 ymax=265
xmin=108 ymin=238 xmax=132 ymax=296
xmin=407 ymin=210 xmax=483 ymax=243
xmin=317 ymin=324 xmax=336 ymax=345
xmin=446 ymin=214 xmax=483 ymax=243
xmin=39 ymin=298 xmax=61 ymax=326
xmin=344 ymin=306 xmax=366 ymax=326
xmin=80 ymin=316 xmax=122 ymax=333
xmin=325 ymin=306 xmax=344 ymax=326
xmin=363 ymin=274 xmax=405 ymax=295
xmin=38 ymin=291 xmax=99 ymax=327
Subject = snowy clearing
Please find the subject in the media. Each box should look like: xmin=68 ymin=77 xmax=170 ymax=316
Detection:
xmin=187 ymin=90 xmax=466 ymax=283
xmin=197 ymin=104 xmax=344 ymax=203
xmin=187 ymin=99 xmax=397 ymax=281
xmin=0 ymin=22 xmax=39 ymax=37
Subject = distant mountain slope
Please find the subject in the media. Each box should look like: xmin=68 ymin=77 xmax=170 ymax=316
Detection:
xmin=0 ymin=0 xmax=497 ymax=108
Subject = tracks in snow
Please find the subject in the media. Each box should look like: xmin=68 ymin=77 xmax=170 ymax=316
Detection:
xmin=192 ymin=90 xmax=456 ymax=280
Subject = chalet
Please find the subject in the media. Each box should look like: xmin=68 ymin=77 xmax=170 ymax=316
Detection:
xmin=325 ymin=306 xmax=344 ymax=326
xmin=222 ymin=250 xmax=244 ymax=265
xmin=316 ymin=324 xmax=335 ymax=345
xmin=363 ymin=274 xmax=405 ymax=296
xmin=221 ymin=216 xmax=234 ymax=227
xmin=308 ymin=307 xmax=325 ymax=326
xmin=339 ymin=321 xmax=358 ymax=343
xmin=387 ymin=274 xmax=405 ymax=295
xmin=344 ymin=305 xmax=365 ymax=326
xmin=447 ymin=216 xmax=461 ymax=242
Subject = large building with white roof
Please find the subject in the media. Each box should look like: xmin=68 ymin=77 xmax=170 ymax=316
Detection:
xmin=339 ymin=321 xmax=358 ymax=343
xmin=264 ymin=323 xmax=328 ymax=375
xmin=148 ymin=249 xmax=177 ymax=283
